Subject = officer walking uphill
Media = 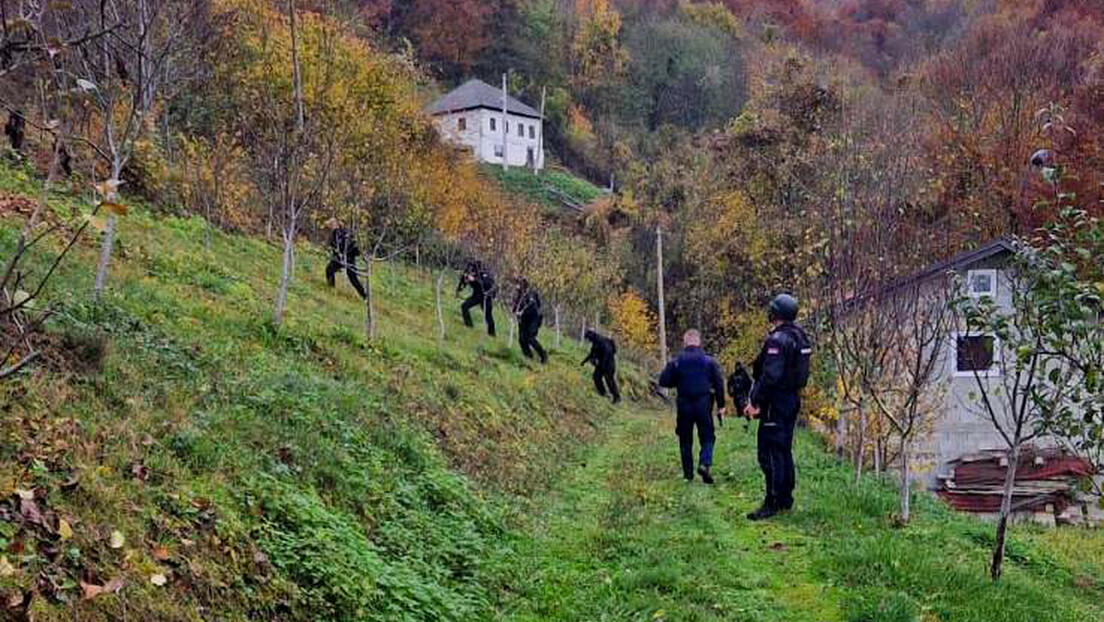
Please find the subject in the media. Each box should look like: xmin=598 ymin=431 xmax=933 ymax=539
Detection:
xmin=744 ymin=294 xmax=812 ymax=520
xmin=457 ymin=261 xmax=497 ymax=336
xmin=324 ymin=218 xmax=366 ymax=299
xmin=512 ymin=278 xmax=548 ymax=364
xmin=658 ymin=330 xmax=727 ymax=484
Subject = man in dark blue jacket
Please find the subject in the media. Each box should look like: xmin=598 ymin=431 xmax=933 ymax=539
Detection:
xmin=658 ymin=329 xmax=727 ymax=483
xmin=744 ymin=294 xmax=812 ymax=520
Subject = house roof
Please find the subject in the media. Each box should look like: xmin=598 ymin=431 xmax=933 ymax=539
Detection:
xmin=424 ymin=79 xmax=542 ymax=120
xmin=894 ymin=238 xmax=1016 ymax=289
xmin=827 ymin=238 xmax=1017 ymax=318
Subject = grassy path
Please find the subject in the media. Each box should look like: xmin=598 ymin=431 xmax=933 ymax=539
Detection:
xmin=491 ymin=406 xmax=840 ymax=622
xmin=489 ymin=404 xmax=1104 ymax=622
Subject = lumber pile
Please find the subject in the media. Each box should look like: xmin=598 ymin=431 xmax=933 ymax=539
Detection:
xmin=937 ymin=447 xmax=1097 ymax=526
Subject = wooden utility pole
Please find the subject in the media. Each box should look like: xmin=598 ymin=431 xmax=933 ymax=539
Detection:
xmin=501 ymin=73 xmax=509 ymax=172
xmin=656 ymin=224 xmax=668 ymax=365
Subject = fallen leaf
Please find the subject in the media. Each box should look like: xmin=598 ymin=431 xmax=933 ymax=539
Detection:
xmin=100 ymin=201 xmax=128 ymax=216
xmin=109 ymin=530 xmax=125 ymax=549
xmin=19 ymin=499 xmax=43 ymax=525
xmin=80 ymin=581 xmax=105 ymax=600
xmin=7 ymin=591 xmax=23 ymax=608
xmin=13 ymin=489 xmax=33 ymax=501
xmin=0 ymin=556 xmax=14 ymax=577
xmin=58 ymin=519 xmax=73 ymax=540
xmin=152 ymin=546 xmax=170 ymax=561
xmin=149 ymin=573 xmax=167 ymax=586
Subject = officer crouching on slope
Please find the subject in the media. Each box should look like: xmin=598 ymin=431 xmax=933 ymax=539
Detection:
xmin=658 ymin=329 xmax=727 ymax=484
xmin=744 ymin=294 xmax=812 ymax=520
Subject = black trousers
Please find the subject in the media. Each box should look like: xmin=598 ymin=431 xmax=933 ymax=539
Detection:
xmin=461 ymin=294 xmax=496 ymax=336
xmin=592 ymin=365 xmax=620 ymax=403
xmin=676 ymin=395 xmax=716 ymax=478
xmin=757 ymin=393 xmax=799 ymax=509
xmin=326 ymin=257 xmax=366 ymax=299
xmin=518 ymin=313 xmax=547 ymax=362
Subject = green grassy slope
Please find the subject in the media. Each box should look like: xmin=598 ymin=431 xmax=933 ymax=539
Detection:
xmin=0 ymin=161 xmax=648 ymax=621
xmin=489 ymin=409 xmax=1104 ymax=622
xmin=480 ymin=165 xmax=604 ymax=213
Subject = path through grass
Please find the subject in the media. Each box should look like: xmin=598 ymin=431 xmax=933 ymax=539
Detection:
xmin=491 ymin=407 xmax=1104 ymax=622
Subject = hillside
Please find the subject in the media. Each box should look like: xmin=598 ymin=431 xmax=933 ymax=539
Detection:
xmin=0 ymin=160 xmax=648 ymax=620
xmin=2 ymin=160 xmax=1103 ymax=621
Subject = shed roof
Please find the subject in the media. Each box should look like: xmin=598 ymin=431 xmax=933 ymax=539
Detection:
xmin=825 ymin=238 xmax=1017 ymax=319
xmin=424 ymin=79 xmax=542 ymax=119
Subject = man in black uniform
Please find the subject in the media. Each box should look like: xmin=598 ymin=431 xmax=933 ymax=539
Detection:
xmin=324 ymin=218 xmax=366 ymax=299
xmin=658 ymin=329 xmax=727 ymax=484
xmin=512 ymin=278 xmax=547 ymax=363
xmin=582 ymin=329 xmax=619 ymax=403
xmin=744 ymin=294 xmax=812 ymax=520
xmin=457 ymin=261 xmax=496 ymax=336
xmin=4 ymin=110 xmax=25 ymax=154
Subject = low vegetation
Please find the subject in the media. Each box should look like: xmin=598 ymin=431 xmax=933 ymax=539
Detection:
xmin=0 ymin=160 xmax=646 ymax=620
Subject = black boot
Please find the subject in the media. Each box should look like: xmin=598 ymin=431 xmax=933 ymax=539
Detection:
xmin=747 ymin=502 xmax=779 ymax=521
xmin=684 ymin=470 xmax=694 ymax=482
xmin=697 ymin=465 xmax=714 ymax=485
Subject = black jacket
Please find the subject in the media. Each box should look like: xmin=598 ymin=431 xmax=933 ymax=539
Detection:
xmin=513 ymin=288 xmax=542 ymax=320
xmin=582 ymin=331 xmax=616 ymax=368
xmin=329 ymin=228 xmax=360 ymax=261
xmin=658 ymin=346 xmax=726 ymax=409
xmin=750 ymin=322 xmax=809 ymax=408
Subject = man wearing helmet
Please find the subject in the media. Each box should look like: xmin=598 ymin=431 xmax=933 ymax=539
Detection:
xmin=743 ymin=294 xmax=812 ymax=520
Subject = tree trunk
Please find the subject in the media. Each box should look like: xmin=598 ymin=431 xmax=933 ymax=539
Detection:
xmin=555 ymin=305 xmax=561 ymax=349
xmin=364 ymin=258 xmax=376 ymax=340
xmin=855 ymin=402 xmax=866 ymax=484
xmin=93 ymin=214 xmax=116 ymax=298
xmin=836 ymin=408 xmax=847 ymax=459
xmin=875 ymin=436 xmax=883 ymax=478
xmin=273 ymin=230 xmax=294 ymax=327
xmin=93 ymin=163 xmax=124 ymax=298
xmin=289 ymin=0 xmax=304 ymax=131
xmin=435 ymin=270 xmax=446 ymax=341
xmin=991 ymin=445 xmax=1021 ymax=581
xmin=580 ymin=317 xmax=587 ymax=343
xmin=656 ymin=225 xmax=668 ymax=365
xmin=899 ymin=438 xmax=911 ymax=523
xmin=508 ymin=314 xmax=516 ymax=347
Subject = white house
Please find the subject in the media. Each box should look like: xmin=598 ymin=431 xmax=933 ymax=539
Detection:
xmin=837 ymin=240 xmax=1020 ymax=485
xmin=424 ymin=79 xmax=545 ymax=171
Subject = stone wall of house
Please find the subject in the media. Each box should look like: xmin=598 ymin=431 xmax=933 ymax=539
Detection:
xmin=432 ymin=108 xmax=544 ymax=170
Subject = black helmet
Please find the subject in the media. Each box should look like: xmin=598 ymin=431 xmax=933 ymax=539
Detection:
xmin=768 ymin=294 xmax=799 ymax=322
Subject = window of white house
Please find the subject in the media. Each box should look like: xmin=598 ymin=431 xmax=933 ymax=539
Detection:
xmin=967 ymin=269 xmax=998 ymax=298
xmin=529 ymin=125 xmax=536 ymax=139
xmin=489 ymin=118 xmax=496 ymax=131
xmin=494 ymin=144 xmax=504 ymax=158
xmin=458 ymin=117 xmax=466 ymax=131
xmin=518 ymin=123 xmax=524 ymax=137
xmin=505 ymin=120 xmax=509 ymax=133
xmin=954 ymin=333 xmax=1000 ymax=376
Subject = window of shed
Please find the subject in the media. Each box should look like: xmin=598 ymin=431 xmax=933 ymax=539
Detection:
xmin=954 ymin=334 xmax=999 ymax=376
xmin=518 ymin=123 xmax=524 ymax=137
xmin=529 ymin=125 xmax=536 ymax=139
xmin=458 ymin=117 xmax=466 ymax=131
xmin=490 ymin=118 xmax=496 ymax=131
xmin=967 ymin=269 xmax=997 ymax=298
